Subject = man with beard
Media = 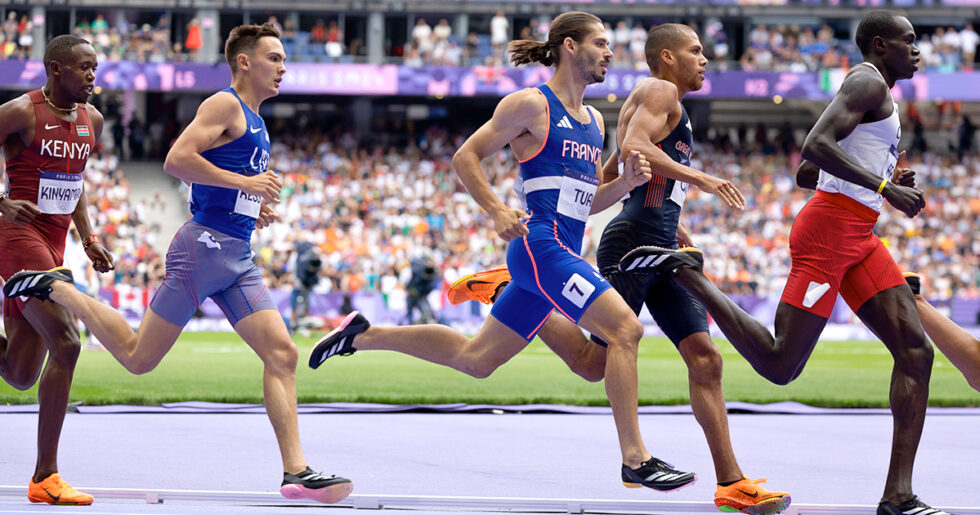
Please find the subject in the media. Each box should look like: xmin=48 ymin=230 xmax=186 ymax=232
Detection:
xmin=307 ymin=11 xmax=700 ymax=492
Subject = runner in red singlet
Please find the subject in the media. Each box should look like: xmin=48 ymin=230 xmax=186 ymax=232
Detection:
xmin=0 ymin=35 xmax=112 ymax=506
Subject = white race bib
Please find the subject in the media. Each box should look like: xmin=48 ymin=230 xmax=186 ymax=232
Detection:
xmin=233 ymin=189 xmax=262 ymax=219
xmin=668 ymin=180 xmax=689 ymax=208
xmin=879 ymin=144 xmax=899 ymax=193
xmin=37 ymin=170 xmax=83 ymax=214
xmin=557 ymin=169 xmax=599 ymax=222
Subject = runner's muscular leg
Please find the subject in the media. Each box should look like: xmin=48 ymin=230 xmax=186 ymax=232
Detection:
xmin=21 ymin=298 xmax=81 ymax=483
xmin=577 ymin=289 xmax=649 ymax=468
xmin=47 ymin=281 xmax=183 ymax=374
xmin=0 ymin=316 xmax=46 ymax=389
xmin=353 ymin=314 xmax=531 ymax=379
xmin=676 ymin=331 xmax=742 ymax=483
xmin=234 ymin=309 xmax=307 ymax=474
xmin=536 ymin=313 xmax=605 ymax=382
xmin=853 ymin=285 xmax=932 ymax=505
xmin=672 ymin=266 xmax=828 ymax=384
xmin=914 ymin=294 xmax=980 ymax=391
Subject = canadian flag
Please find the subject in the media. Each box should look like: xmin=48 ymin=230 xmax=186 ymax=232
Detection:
xmin=111 ymin=284 xmax=149 ymax=318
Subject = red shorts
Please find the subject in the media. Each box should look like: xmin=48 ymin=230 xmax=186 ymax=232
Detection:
xmin=0 ymin=220 xmax=63 ymax=319
xmin=780 ymin=190 xmax=905 ymax=318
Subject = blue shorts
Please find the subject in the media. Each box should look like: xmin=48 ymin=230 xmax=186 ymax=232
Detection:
xmin=491 ymin=233 xmax=611 ymax=341
xmin=149 ymin=221 xmax=277 ymax=327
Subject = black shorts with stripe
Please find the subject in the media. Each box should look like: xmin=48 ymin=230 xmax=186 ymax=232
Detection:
xmin=592 ymin=218 xmax=708 ymax=347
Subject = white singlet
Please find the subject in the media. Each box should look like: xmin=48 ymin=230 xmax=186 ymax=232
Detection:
xmin=816 ymin=61 xmax=901 ymax=213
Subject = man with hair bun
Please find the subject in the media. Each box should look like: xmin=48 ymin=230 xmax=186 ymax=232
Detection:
xmin=5 ymin=24 xmax=353 ymax=504
xmin=307 ymin=11 xmax=700 ymax=493
xmin=0 ymin=34 xmax=110 ymax=506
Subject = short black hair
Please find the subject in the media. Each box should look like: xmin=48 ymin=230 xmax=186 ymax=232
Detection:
xmin=855 ymin=10 xmax=906 ymax=56
xmin=645 ymin=24 xmax=695 ymax=72
xmin=224 ymin=23 xmax=281 ymax=74
xmin=43 ymin=35 xmax=91 ymax=74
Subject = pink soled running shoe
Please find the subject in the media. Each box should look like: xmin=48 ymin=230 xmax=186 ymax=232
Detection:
xmin=280 ymin=467 xmax=353 ymax=504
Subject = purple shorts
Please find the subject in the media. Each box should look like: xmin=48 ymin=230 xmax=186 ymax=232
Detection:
xmin=149 ymin=221 xmax=276 ymax=327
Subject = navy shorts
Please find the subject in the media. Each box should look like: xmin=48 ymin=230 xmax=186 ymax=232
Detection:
xmin=149 ymin=221 xmax=277 ymax=327
xmin=593 ymin=219 xmax=708 ymax=347
xmin=491 ymin=233 xmax=611 ymax=341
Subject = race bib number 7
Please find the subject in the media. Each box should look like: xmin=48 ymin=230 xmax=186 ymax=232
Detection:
xmin=37 ymin=170 xmax=83 ymax=214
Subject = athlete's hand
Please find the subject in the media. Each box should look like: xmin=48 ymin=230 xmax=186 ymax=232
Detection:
xmin=0 ymin=198 xmax=41 ymax=225
xmin=255 ymin=203 xmax=279 ymax=230
xmin=883 ymin=182 xmax=926 ymax=218
xmin=621 ymin=150 xmax=652 ymax=189
xmin=892 ymin=152 xmax=915 ymax=188
xmin=697 ymin=174 xmax=745 ymax=210
xmin=85 ymin=242 xmax=115 ymax=273
xmin=490 ymin=206 xmax=529 ymax=241
xmin=676 ymin=223 xmax=695 ymax=248
xmin=240 ymin=171 xmax=282 ymax=203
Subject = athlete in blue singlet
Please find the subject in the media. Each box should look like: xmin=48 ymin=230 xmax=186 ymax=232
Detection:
xmin=5 ymin=23 xmax=353 ymax=504
xmin=307 ymin=11 xmax=697 ymax=493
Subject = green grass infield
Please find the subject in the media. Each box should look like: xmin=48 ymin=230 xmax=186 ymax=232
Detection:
xmin=1 ymin=332 xmax=977 ymax=407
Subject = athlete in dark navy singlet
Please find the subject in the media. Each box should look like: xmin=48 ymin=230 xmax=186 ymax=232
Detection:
xmin=0 ymin=35 xmax=110 ymax=506
xmin=9 ymin=24 xmax=353 ymax=504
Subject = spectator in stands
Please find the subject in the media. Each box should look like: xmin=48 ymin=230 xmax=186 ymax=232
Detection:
xmin=311 ymin=19 xmax=327 ymax=44
xmin=962 ymin=24 xmax=979 ymax=69
xmin=433 ymin=18 xmax=452 ymax=43
xmin=184 ymin=17 xmax=202 ymax=60
xmin=412 ymin=17 xmax=433 ymax=56
xmin=325 ymin=20 xmax=344 ymax=60
xmin=490 ymin=11 xmax=509 ymax=48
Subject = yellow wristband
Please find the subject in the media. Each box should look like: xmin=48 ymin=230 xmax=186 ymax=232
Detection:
xmin=876 ymin=178 xmax=888 ymax=194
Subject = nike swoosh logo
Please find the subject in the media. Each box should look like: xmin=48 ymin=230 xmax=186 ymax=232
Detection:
xmin=45 ymin=123 xmax=60 ymax=130
xmin=735 ymin=488 xmax=758 ymax=498
xmin=466 ymin=279 xmax=493 ymax=288
xmin=250 ymin=126 xmax=262 ymax=133
xmin=41 ymin=486 xmax=61 ymax=502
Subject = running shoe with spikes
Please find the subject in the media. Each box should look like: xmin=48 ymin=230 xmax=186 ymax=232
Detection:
xmin=618 ymin=246 xmax=704 ymax=277
xmin=622 ymin=456 xmax=697 ymax=492
xmin=904 ymin=272 xmax=921 ymax=296
xmin=448 ymin=267 xmax=511 ymax=305
xmin=715 ymin=476 xmax=792 ymax=515
xmin=280 ymin=467 xmax=353 ymax=504
xmin=2 ymin=267 xmax=73 ymax=302
xmin=308 ymin=311 xmax=370 ymax=369
xmin=877 ymin=495 xmax=955 ymax=515
xmin=28 ymin=473 xmax=93 ymax=505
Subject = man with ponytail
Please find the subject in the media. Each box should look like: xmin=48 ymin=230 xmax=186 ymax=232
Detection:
xmin=307 ymin=11 xmax=700 ymax=494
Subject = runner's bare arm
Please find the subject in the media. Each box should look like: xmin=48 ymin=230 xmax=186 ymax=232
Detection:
xmin=802 ymin=71 xmax=924 ymax=217
xmin=623 ymin=82 xmax=743 ymax=208
xmin=0 ymin=96 xmax=42 ymax=224
xmin=164 ymin=93 xmax=281 ymax=202
xmin=796 ymin=160 xmax=820 ymax=190
xmin=593 ymin=108 xmax=649 ymax=213
xmin=452 ymin=89 xmax=544 ymax=240
xmin=71 ymin=183 xmax=114 ymax=272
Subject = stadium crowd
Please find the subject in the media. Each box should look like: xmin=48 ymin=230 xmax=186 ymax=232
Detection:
xmin=2 ymin=8 xmax=978 ymax=71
